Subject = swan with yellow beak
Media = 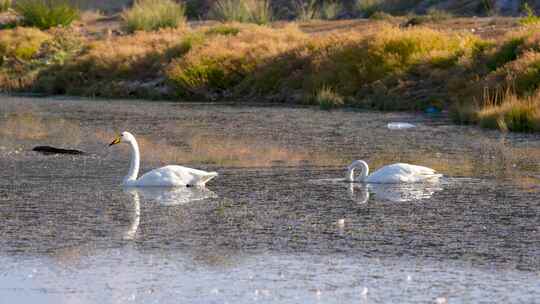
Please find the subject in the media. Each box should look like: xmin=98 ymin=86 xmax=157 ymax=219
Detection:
xmin=109 ymin=131 xmax=218 ymax=187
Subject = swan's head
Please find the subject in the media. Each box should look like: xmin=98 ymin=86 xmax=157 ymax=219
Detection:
xmin=347 ymin=160 xmax=368 ymax=170
xmin=109 ymin=131 xmax=135 ymax=146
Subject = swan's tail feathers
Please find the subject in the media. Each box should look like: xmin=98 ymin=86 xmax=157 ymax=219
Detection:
xmin=197 ymin=171 xmax=218 ymax=186
xmin=423 ymin=173 xmax=443 ymax=182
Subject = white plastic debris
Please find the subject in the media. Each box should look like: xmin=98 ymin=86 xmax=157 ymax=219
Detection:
xmin=435 ymin=296 xmax=448 ymax=304
xmin=387 ymin=122 xmax=416 ymax=130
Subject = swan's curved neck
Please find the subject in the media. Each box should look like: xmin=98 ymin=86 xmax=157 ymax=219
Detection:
xmin=125 ymin=139 xmax=140 ymax=184
xmin=346 ymin=161 xmax=369 ymax=182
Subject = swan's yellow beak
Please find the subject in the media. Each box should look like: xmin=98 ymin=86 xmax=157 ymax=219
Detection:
xmin=109 ymin=136 xmax=121 ymax=146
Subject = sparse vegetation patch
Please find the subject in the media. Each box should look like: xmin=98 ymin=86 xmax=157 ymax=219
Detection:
xmin=0 ymin=0 xmax=11 ymax=12
xmin=121 ymin=0 xmax=186 ymax=32
xmin=14 ymin=0 xmax=79 ymax=29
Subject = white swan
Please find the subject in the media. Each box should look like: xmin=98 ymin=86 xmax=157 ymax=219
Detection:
xmin=109 ymin=131 xmax=218 ymax=187
xmin=346 ymin=160 xmax=442 ymax=184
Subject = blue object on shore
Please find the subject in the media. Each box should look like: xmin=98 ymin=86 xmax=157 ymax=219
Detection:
xmin=425 ymin=106 xmax=441 ymax=114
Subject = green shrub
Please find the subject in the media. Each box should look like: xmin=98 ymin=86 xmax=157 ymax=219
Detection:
xmin=315 ymin=86 xmax=344 ymax=109
xmin=509 ymin=52 xmax=540 ymax=95
xmin=167 ymin=24 xmax=307 ymax=97
xmin=0 ymin=27 xmax=50 ymax=62
xmin=209 ymin=0 xmax=272 ymax=24
xmin=480 ymin=102 xmax=540 ymax=132
xmin=478 ymin=92 xmax=540 ymax=132
xmin=294 ymin=0 xmax=320 ymax=21
xmin=121 ymin=0 xmax=186 ymax=33
xmin=209 ymin=0 xmax=251 ymax=23
xmin=519 ymin=3 xmax=540 ymax=25
xmin=14 ymin=0 xmax=79 ymax=30
xmin=37 ymin=26 xmax=83 ymax=65
xmin=356 ymin=0 xmax=381 ymax=17
xmin=246 ymin=0 xmax=273 ymax=24
xmin=487 ymin=37 xmax=524 ymax=71
xmin=369 ymin=11 xmax=393 ymax=20
xmin=321 ymin=1 xmax=341 ymax=20
xmin=0 ymin=0 xmax=11 ymax=12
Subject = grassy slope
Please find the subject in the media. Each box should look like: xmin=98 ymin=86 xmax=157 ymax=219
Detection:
xmin=1 ymin=16 xmax=540 ymax=132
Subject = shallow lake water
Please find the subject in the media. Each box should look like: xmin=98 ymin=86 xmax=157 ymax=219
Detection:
xmin=0 ymin=96 xmax=539 ymax=303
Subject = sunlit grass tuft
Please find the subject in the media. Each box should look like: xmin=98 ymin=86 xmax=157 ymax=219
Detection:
xmin=0 ymin=0 xmax=11 ymax=12
xmin=0 ymin=27 xmax=50 ymax=61
xmin=14 ymin=0 xmax=79 ymax=30
xmin=315 ymin=86 xmax=344 ymax=109
xmin=36 ymin=28 xmax=187 ymax=95
xmin=245 ymin=0 xmax=273 ymax=24
xmin=209 ymin=0 xmax=272 ymax=24
xmin=320 ymin=1 xmax=341 ymax=20
xmin=519 ymin=3 xmax=540 ymax=26
xmin=355 ymin=0 xmax=381 ymax=17
xmin=294 ymin=0 xmax=320 ymax=21
xmin=121 ymin=0 xmax=186 ymax=33
xmin=209 ymin=0 xmax=250 ymax=23
xmin=478 ymin=91 xmax=540 ymax=132
xmin=166 ymin=24 xmax=307 ymax=98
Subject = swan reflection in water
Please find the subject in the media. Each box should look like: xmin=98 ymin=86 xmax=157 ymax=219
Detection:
xmin=348 ymin=182 xmax=443 ymax=203
xmin=121 ymin=186 xmax=218 ymax=239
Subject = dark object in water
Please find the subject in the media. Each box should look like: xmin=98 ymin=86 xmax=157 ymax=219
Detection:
xmin=32 ymin=146 xmax=86 ymax=155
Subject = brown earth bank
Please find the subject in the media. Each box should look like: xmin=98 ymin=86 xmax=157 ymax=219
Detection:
xmin=0 ymin=12 xmax=540 ymax=132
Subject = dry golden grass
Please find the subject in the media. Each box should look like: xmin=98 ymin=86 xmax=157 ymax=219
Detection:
xmin=478 ymin=91 xmax=540 ymax=132
xmin=238 ymin=25 xmax=480 ymax=104
xmin=79 ymin=28 xmax=186 ymax=70
xmin=167 ymin=23 xmax=307 ymax=97
xmin=36 ymin=28 xmax=188 ymax=95
xmin=0 ymin=27 xmax=50 ymax=60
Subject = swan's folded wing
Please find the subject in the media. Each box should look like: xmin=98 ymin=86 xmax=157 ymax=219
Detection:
xmin=396 ymin=163 xmax=441 ymax=182
xmin=136 ymin=165 xmax=217 ymax=186
xmin=369 ymin=163 xmax=440 ymax=183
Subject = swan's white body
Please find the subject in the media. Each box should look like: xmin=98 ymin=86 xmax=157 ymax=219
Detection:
xmin=346 ymin=160 xmax=441 ymax=184
xmin=110 ymin=132 xmax=218 ymax=187
xmin=125 ymin=165 xmax=217 ymax=187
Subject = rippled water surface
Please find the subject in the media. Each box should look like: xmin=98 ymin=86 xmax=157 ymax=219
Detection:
xmin=1 ymin=96 xmax=539 ymax=303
